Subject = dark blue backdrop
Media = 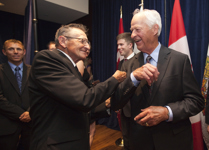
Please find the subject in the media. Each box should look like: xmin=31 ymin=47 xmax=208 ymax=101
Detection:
xmin=0 ymin=10 xmax=61 ymax=64
xmin=92 ymin=0 xmax=209 ymax=131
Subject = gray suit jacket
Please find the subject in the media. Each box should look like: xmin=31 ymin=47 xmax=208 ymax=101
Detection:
xmin=29 ymin=49 xmax=120 ymax=150
xmin=0 ymin=62 xmax=31 ymax=136
xmin=111 ymin=45 xmax=204 ymax=150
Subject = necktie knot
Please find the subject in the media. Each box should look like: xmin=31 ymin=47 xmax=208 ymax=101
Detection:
xmin=146 ymin=55 xmax=152 ymax=64
xmin=124 ymin=59 xmax=127 ymax=61
xmin=15 ymin=66 xmax=20 ymax=71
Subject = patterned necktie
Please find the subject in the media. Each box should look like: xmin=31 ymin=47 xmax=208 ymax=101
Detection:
xmin=146 ymin=55 xmax=152 ymax=94
xmin=146 ymin=55 xmax=152 ymax=64
xmin=15 ymin=67 xmax=21 ymax=93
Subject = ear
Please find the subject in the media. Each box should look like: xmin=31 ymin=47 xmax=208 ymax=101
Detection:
xmin=58 ymin=36 xmax=67 ymax=48
xmin=2 ymin=49 xmax=6 ymax=56
xmin=23 ymin=49 xmax=26 ymax=56
xmin=152 ymin=24 xmax=159 ymax=36
xmin=128 ymin=42 xmax=133 ymax=49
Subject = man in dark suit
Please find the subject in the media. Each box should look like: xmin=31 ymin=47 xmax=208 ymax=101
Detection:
xmin=28 ymin=23 xmax=126 ymax=150
xmin=112 ymin=32 xmax=135 ymax=150
xmin=0 ymin=39 xmax=31 ymax=150
xmin=111 ymin=9 xmax=204 ymax=150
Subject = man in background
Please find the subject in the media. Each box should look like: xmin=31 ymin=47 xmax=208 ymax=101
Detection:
xmin=112 ymin=32 xmax=135 ymax=150
xmin=29 ymin=23 xmax=126 ymax=150
xmin=112 ymin=9 xmax=204 ymax=150
xmin=0 ymin=39 xmax=31 ymax=150
xmin=47 ymin=41 xmax=56 ymax=51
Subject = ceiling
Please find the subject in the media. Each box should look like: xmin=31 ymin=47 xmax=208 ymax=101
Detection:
xmin=0 ymin=0 xmax=89 ymax=24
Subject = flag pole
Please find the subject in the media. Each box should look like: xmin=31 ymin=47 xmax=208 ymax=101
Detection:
xmin=32 ymin=0 xmax=39 ymax=55
xmin=139 ymin=0 xmax=144 ymax=10
xmin=164 ymin=0 xmax=167 ymax=46
xmin=120 ymin=6 xmax=122 ymax=18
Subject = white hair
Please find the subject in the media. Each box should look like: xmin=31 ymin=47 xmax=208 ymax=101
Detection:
xmin=133 ymin=9 xmax=162 ymax=36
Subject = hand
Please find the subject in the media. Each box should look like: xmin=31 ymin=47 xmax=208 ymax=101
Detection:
xmin=134 ymin=106 xmax=169 ymax=127
xmin=105 ymin=97 xmax=111 ymax=108
xmin=113 ymin=70 xmax=127 ymax=83
xmin=92 ymin=80 xmax=100 ymax=86
xmin=19 ymin=111 xmax=31 ymax=122
xmin=133 ymin=63 xmax=159 ymax=86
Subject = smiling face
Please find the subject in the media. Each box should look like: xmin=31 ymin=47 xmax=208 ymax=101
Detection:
xmin=2 ymin=42 xmax=26 ymax=66
xmin=117 ymin=39 xmax=133 ymax=58
xmin=130 ymin=13 xmax=158 ymax=54
xmin=64 ymin=28 xmax=90 ymax=63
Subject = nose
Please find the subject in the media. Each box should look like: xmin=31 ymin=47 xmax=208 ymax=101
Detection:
xmin=84 ymin=44 xmax=90 ymax=51
xmin=131 ymin=30 xmax=136 ymax=39
xmin=14 ymin=49 xmax=18 ymax=53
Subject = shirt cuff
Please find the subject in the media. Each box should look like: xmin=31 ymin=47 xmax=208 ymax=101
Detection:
xmin=165 ymin=106 xmax=173 ymax=122
xmin=130 ymin=72 xmax=140 ymax=87
xmin=106 ymin=108 xmax=111 ymax=115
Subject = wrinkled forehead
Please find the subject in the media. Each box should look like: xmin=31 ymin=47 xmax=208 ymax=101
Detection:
xmin=131 ymin=14 xmax=147 ymax=30
xmin=69 ymin=28 xmax=88 ymax=38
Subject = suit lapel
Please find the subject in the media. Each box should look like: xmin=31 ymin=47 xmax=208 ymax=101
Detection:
xmin=21 ymin=64 xmax=30 ymax=94
xmin=150 ymin=45 xmax=171 ymax=103
xmin=2 ymin=63 xmax=21 ymax=95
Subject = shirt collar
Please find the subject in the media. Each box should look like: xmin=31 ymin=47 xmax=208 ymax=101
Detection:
xmin=57 ymin=49 xmax=76 ymax=67
xmin=143 ymin=42 xmax=161 ymax=64
xmin=126 ymin=52 xmax=134 ymax=60
xmin=8 ymin=61 xmax=23 ymax=71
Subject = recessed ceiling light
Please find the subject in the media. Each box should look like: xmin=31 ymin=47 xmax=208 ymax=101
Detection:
xmin=0 ymin=3 xmax=4 ymax=6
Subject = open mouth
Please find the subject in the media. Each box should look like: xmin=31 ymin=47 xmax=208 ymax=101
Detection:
xmin=135 ymin=39 xmax=142 ymax=43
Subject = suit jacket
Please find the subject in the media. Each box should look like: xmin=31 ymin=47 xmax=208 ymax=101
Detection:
xmin=115 ymin=56 xmax=135 ymax=117
xmin=112 ymin=45 xmax=204 ymax=150
xmin=0 ymin=62 xmax=31 ymax=136
xmin=29 ymin=49 xmax=119 ymax=150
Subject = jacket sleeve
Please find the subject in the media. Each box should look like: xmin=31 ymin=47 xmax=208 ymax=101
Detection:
xmin=29 ymin=51 xmax=120 ymax=113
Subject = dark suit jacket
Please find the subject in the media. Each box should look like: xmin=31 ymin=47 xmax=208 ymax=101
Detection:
xmin=0 ymin=62 xmax=31 ymax=136
xmin=112 ymin=45 xmax=204 ymax=150
xmin=28 ymin=49 xmax=119 ymax=150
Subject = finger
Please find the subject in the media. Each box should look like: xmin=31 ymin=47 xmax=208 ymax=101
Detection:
xmin=134 ymin=111 xmax=147 ymax=121
xmin=19 ymin=114 xmax=24 ymax=119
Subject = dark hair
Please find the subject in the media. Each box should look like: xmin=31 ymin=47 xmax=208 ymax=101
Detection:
xmin=116 ymin=32 xmax=134 ymax=47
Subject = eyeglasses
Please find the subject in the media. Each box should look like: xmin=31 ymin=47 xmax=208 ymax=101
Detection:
xmin=64 ymin=36 xmax=90 ymax=45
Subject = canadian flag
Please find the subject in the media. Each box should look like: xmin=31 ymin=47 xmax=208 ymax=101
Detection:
xmin=168 ymin=0 xmax=204 ymax=150
xmin=116 ymin=8 xmax=124 ymax=70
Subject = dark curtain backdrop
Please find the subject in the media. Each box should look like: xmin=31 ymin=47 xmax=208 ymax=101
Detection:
xmin=92 ymin=0 xmax=209 ymax=130
xmin=0 ymin=10 xmax=61 ymax=64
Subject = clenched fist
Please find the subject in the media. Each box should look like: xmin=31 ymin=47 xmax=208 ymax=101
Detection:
xmin=133 ymin=63 xmax=159 ymax=86
xmin=113 ymin=70 xmax=127 ymax=83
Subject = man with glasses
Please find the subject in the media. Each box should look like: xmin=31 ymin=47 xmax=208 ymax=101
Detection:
xmin=28 ymin=23 xmax=127 ymax=150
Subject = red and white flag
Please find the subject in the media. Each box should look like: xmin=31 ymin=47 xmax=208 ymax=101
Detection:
xmin=168 ymin=0 xmax=204 ymax=150
xmin=116 ymin=8 xmax=124 ymax=70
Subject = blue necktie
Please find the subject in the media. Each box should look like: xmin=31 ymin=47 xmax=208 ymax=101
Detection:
xmin=15 ymin=67 xmax=21 ymax=93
